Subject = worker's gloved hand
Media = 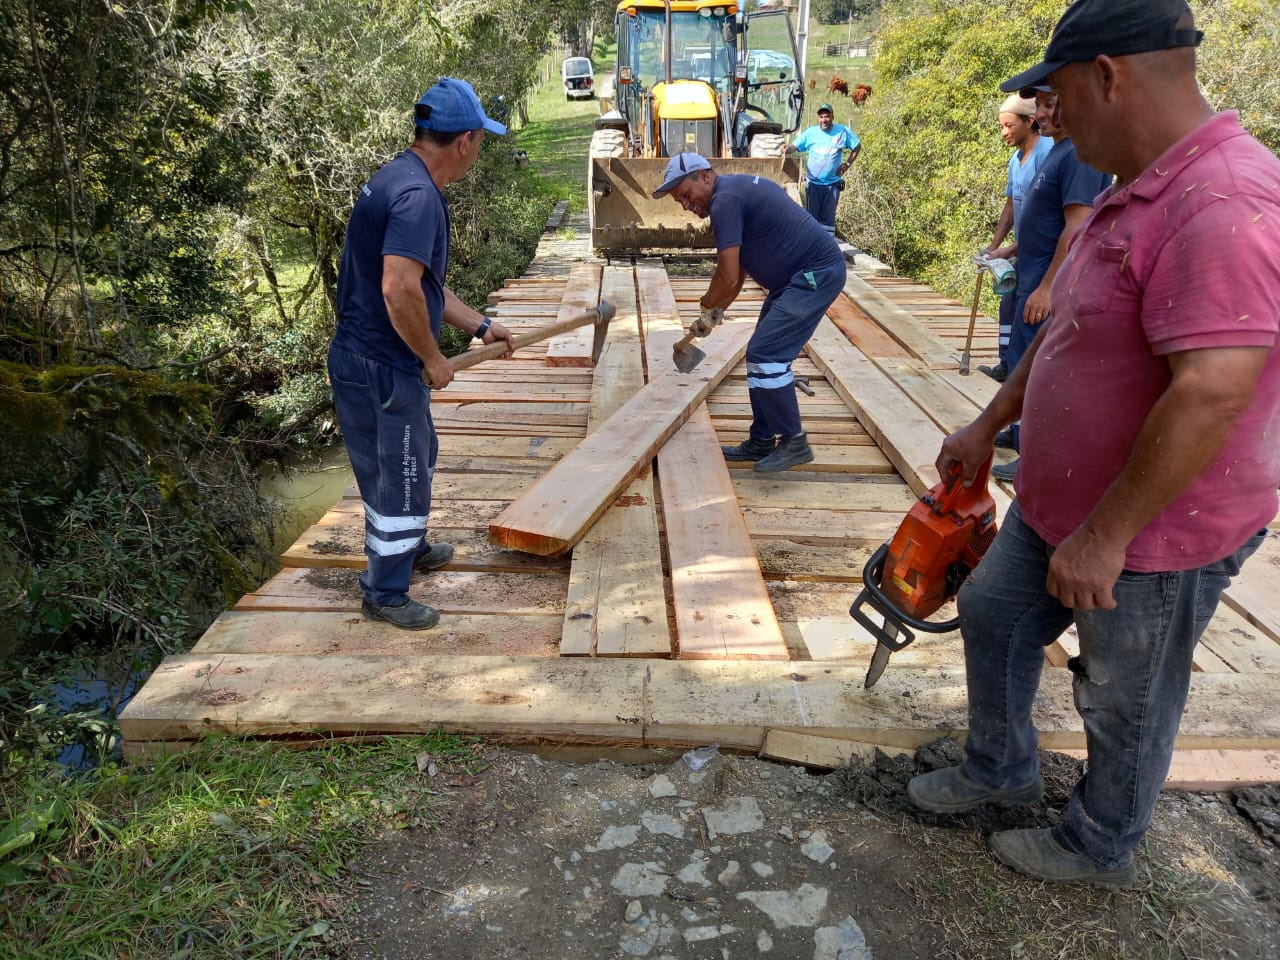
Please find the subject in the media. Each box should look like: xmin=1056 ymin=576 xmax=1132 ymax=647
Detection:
xmin=691 ymin=305 xmax=724 ymax=338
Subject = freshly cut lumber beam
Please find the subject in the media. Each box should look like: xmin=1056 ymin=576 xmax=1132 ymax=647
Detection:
xmin=637 ymin=263 xmax=789 ymax=661
xmin=561 ymin=266 xmax=671 ymax=658
xmin=1058 ymin=748 xmax=1280 ymax=792
xmin=842 ymin=273 xmax=957 ymax=369
xmin=489 ymin=322 xmax=754 ymax=556
xmin=545 ymin=262 xmax=603 ymax=366
xmin=118 ymin=652 xmax=1280 ymax=752
xmin=805 ymin=320 xmax=1013 ymax=522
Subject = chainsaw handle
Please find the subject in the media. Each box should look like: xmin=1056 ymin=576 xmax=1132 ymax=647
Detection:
xmin=851 ymin=543 xmax=961 ymax=645
xmin=932 ymin=454 xmax=994 ymax=516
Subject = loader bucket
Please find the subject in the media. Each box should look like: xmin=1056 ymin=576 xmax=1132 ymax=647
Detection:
xmin=589 ymin=156 xmax=802 ymax=251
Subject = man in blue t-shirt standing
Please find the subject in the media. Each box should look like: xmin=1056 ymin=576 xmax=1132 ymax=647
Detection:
xmin=991 ymin=84 xmax=1110 ymax=482
xmin=328 ymin=78 xmax=515 ymax=630
xmin=980 ymin=92 xmax=1054 ymax=383
xmin=652 ymin=153 xmax=846 ymax=472
xmin=788 ymin=103 xmax=861 ymax=237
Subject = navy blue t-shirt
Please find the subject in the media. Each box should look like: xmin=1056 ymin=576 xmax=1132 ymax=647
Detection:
xmin=333 ymin=150 xmax=450 ymax=372
xmin=709 ymin=174 xmax=842 ymax=291
xmin=1016 ymin=137 xmax=1111 ymax=295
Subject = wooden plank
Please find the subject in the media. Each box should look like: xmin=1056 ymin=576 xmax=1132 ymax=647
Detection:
xmin=1057 ymin=747 xmax=1280 ymax=792
xmin=545 ymin=262 xmax=603 ymax=366
xmin=489 ymin=322 xmax=754 ymax=556
xmin=192 ymin=611 xmax=562 ymax=658
xmin=562 ymin=265 xmax=671 ymax=658
xmin=760 ymin=730 xmax=911 ymax=768
xmin=236 ymin=567 xmax=567 ymax=617
xmin=282 ymin=521 xmax=567 ymax=575
xmin=842 ymin=273 xmax=958 ymax=369
xmin=732 ymin=475 xmax=918 ymax=512
xmin=826 ymin=292 xmax=913 ymax=359
xmin=638 ymin=263 xmax=789 ymax=661
xmin=119 ymin=654 xmax=1280 ymax=751
xmin=1222 ymin=532 xmax=1280 ymax=644
xmin=877 ymin=357 xmax=984 ymax=435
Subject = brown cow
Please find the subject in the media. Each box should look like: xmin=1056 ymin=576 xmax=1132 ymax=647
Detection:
xmin=828 ymin=76 xmax=849 ymax=97
xmin=851 ymin=83 xmax=873 ymax=106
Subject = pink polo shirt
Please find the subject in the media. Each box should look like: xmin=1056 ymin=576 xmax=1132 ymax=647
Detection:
xmin=1016 ymin=112 xmax=1280 ymax=571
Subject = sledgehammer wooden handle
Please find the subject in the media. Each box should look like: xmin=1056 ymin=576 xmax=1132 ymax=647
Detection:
xmin=426 ymin=302 xmax=616 ymax=385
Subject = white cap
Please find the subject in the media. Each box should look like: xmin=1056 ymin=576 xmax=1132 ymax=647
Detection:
xmin=652 ymin=153 xmax=711 ymax=198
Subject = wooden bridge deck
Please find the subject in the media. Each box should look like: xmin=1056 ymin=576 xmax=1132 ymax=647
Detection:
xmin=120 ymin=217 xmax=1280 ymax=788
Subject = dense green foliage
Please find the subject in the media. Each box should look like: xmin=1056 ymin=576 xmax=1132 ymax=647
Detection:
xmin=0 ymin=0 xmax=612 ymax=661
xmin=842 ymin=0 xmax=1280 ymax=307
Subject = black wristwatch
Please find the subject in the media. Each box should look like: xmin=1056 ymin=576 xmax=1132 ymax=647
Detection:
xmin=474 ymin=317 xmax=492 ymax=340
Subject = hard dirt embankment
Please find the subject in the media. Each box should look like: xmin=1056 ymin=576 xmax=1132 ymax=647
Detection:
xmin=342 ymin=740 xmax=1280 ymax=960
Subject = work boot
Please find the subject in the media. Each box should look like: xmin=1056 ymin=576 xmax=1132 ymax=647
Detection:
xmin=361 ymin=597 xmax=440 ymax=631
xmin=907 ymin=766 xmax=1044 ymax=814
xmin=989 ymin=828 xmax=1138 ymax=889
xmin=722 ymin=435 xmax=776 ymax=462
xmin=992 ymin=458 xmax=1019 ymax=482
xmin=755 ymin=433 xmax=814 ymax=473
xmin=994 ymin=429 xmax=1016 ymax=450
xmin=979 ymin=362 xmax=1008 ymax=383
xmin=413 ymin=541 xmax=455 ymax=572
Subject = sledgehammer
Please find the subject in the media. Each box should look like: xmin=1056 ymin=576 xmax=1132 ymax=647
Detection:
xmin=426 ymin=301 xmax=616 ymax=386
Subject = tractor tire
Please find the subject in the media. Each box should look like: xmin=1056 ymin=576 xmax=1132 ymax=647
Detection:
xmin=748 ymin=133 xmax=787 ymax=158
xmin=589 ymin=128 xmax=626 ymax=159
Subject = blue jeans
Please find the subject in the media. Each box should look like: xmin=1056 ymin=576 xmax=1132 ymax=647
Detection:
xmin=328 ymin=344 xmax=439 ymax=606
xmin=747 ymin=261 xmax=846 ymax=440
xmin=958 ymin=501 xmax=1264 ymax=869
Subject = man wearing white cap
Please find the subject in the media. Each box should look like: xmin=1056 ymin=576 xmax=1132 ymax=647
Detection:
xmin=980 ymin=92 xmax=1053 ymax=385
xmin=328 ymin=78 xmax=515 ymax=630
xmin=909 ymin=0 xmax=1280 ymax=888
xmin=653 ymin=153 xmax=845 ymax=472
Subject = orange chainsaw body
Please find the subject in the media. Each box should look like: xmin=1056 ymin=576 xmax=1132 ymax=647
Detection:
xmin=880 ymin=459 xmax=999 ymax=621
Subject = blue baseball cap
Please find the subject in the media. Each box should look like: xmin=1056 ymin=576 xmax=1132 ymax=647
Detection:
xmin=652 ymin=152 xmax=712 ymax=198
xmin=414 ymin=78 xmax=507 ymax=135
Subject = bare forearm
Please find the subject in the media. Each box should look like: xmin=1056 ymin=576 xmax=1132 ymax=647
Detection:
xmin=386 ymin=286 xmax=446 ymax=366
xmin=702 ymin=263 xmax=743 ymax=309
xmin=990 ymin=200 xmax=1014 ymax=251
xmin=443 ymin=287 xmax=486 ymax=336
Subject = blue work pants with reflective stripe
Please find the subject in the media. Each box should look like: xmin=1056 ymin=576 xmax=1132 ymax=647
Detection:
xmin=328 ymin=344 xmax=439 ymax=606
xmin=746 ymin=261 xmax=846 ymax=441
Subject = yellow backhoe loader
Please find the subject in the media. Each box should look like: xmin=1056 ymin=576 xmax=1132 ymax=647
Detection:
xmin=589 ymin=0 xmax=805 ymax=251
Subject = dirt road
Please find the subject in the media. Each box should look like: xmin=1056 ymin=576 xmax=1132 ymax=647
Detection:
xmin=340 ymin=741 xmax=1279 ymax=960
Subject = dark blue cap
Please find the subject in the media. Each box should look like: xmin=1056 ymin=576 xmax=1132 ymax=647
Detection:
xmin=1000 ymin=0 xmax=1202 ymax=93
xmin=414 ymin=78 xmax=507 ymax=135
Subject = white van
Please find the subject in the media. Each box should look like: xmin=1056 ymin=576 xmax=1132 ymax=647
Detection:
xmin=562 ymin=57 xmax=595 ymax=100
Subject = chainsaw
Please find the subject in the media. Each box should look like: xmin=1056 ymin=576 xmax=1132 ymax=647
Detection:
xmin=850 ymin=455 xmax=998 ymax=689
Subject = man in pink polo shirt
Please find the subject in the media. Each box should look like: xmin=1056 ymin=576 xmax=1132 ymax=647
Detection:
xmin=907 ymin=0 xmax=1280 ymax=888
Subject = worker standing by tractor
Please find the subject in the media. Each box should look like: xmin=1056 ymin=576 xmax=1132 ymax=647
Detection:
xmin=653 ymin=152 xmax=845 ymax=473
xmin=788 ymin=103 xmax=860 ymax=238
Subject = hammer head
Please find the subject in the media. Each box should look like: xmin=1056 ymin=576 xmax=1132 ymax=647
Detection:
xmin=590 ymin=301 xmax=616 ymax=365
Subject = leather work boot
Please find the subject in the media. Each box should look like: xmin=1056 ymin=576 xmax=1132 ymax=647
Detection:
xmin=907 ymin=766 xmax=1044 ymax=814
xmin=362 ymin=597 xmax=440 ymax=630
xmin=413 ymin=541 xmax=455 ymax=572
xmin=722 ymin=435 xmax=776 ymax=462
xmin=755 ymin=433 xmax=814 ymax=473
xmin=979 ymin=362 xmax=1008 ymax=383
xmin=991 ymin=458 xmax=1019 ymax=482
xmin=994 ymin=429 xmax=1016 ymax=450
xmin=989 ymin=828 xmax=1139 ymax=889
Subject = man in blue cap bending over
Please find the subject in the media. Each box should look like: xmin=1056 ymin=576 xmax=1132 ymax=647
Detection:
xmin=328 ymin=78 xmax=516 ymax=630
xmin=653 ymin=152 xmax=846 ymax=472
